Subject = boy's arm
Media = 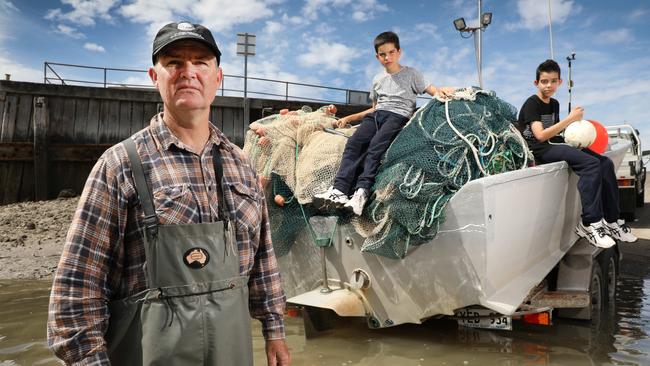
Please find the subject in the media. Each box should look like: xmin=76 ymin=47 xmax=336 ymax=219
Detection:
xmin=424 ymin=85 xmax=455 ymax=98
xmin=335 ymin=102 xmax=376 ymax=128
xmin=531 ymin=106 xmax=584 ymax=142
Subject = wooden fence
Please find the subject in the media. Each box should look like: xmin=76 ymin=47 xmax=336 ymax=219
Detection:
xmin=0 ymin=80 xmax=368 ymax=204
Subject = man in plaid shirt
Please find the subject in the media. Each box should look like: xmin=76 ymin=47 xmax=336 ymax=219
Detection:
xmin=47 ymin=22 xmax=290 ymax=366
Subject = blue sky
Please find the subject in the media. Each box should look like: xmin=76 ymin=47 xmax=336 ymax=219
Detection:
xmin=1 ymin=0 xmax=648 ymax=145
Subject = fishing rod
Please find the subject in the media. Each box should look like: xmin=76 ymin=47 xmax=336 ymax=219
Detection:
xmin=566 ymin=52 xmax=576 ymax=114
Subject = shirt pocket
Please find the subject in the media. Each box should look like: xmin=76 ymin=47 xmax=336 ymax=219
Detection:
xmin=226 ymin=181 xmax=262 ymax=235
xmin=152 ymin=185 xmax=200 ymax=225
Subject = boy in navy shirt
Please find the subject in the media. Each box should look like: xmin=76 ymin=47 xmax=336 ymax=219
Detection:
xmin=518 ymin=59 xmax=636 ymax=248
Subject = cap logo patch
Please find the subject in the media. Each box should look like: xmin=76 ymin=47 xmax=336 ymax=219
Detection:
xmin=177 ymin=22 xmax=195 ymax=31
xmin=183 ymin=247 xmax=210 ymax=269
xmin=170 ymin=31 xmax=205 ymax=40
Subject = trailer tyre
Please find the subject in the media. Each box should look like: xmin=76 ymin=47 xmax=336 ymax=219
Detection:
xmin=636 ymin=182 xmax=645 ymax=207
xmin=598 ymin=247 xmax=619 ymax=305
xmin=589 ymin=260 xmax=604 ymax=316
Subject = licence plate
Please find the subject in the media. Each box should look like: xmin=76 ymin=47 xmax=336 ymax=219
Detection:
xmin=455 ymin=308 xmax=512 ymax=330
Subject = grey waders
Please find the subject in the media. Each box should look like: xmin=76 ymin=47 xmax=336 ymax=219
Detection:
xmin=106 ymin=138 xmax=253 ymax=365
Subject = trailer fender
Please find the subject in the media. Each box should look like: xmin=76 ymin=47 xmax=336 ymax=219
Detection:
xmin=287 ymin=288 xmax=366 ymax=317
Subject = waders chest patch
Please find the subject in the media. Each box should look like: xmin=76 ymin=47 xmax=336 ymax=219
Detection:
xmin=183 ymin=247 xmax=210 ymax=269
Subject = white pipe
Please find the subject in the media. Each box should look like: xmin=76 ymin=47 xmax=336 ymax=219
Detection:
xmin=477 ymin=0 xmax=484 ymax=88
xmin=548 ymin=0 xmax=554 ymax=59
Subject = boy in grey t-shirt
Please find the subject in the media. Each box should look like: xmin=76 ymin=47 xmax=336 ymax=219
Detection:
xmin=315 ymin=31 xmax=455 ymax=215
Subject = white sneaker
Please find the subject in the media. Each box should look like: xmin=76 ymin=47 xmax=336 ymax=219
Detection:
xmin=344 ymin=188 xmax=368 ymax=216
xmin=313 ymin=186 xmax=349 ymax=209
xmin=604 ymin=219 xmax=638 ymax=243
xmin=575 ymin=221 xmax=616 ymax=248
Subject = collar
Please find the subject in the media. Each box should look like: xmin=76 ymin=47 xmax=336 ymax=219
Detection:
xmin=149 ymin=113 xmax=231 ymax=153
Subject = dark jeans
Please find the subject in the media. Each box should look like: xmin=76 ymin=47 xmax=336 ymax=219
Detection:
xmin=333 ymin=110 xmax=409 ymax=195
xmin=540 ymin=144 xmax=619 ymax=225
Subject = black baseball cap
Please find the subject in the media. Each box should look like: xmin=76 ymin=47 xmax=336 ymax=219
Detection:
xmin=152 ymin=21 xmax=222 ymax=65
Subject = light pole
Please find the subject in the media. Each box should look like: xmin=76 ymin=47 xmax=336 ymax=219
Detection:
xmin=236 ymin=32 xmax=256 ymax=125
xmin=453 ymin=0 xmax=492 ymax=89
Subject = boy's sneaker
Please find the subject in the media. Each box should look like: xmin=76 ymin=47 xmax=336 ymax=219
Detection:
xmin=313 ymin=186 xmax=349 ymax=209
xmin=344 ymin=188 xmax=368 ymax=216
xmin=575 ymin=221 xmax=616 ymax=249
xmin=603 ymin=219 xmax=638 ymax=243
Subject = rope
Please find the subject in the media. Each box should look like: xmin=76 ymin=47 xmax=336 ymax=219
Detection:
xmin=444 ymin=99 xmax=489 ymax=177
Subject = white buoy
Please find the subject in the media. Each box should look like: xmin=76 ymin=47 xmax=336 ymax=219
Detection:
xmin=564 ymin=120 xmax=596 ymax=148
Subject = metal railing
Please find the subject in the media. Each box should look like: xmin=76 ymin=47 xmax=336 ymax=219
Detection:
xmin=43 ymin=61 xmax=432 ymax=106
xmin=43 ymin=61 xmax=377 ymax=105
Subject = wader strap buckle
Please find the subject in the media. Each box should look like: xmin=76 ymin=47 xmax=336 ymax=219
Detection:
xmin=143 ymin=214 xmax=159 ymax=237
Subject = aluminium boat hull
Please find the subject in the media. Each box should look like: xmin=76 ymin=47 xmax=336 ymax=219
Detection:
xmin=278 ymin=138 xmax=630 ymax=328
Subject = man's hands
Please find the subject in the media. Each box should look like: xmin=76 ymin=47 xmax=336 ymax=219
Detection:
xmin=266 ymin=339 xmax=290 ymax=366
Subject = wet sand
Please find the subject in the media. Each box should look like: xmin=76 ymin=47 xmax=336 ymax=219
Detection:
xmin=0 ymin=198 xmax=77 ymax=280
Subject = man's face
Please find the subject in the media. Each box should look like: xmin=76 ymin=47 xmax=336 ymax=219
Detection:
xmin=375 ymin=42 xmax=401 ymax=69
xmin=535 ymin=71 xmax=562 ymax=98
xmin=149 ymin=41 xmax=222 ymax=113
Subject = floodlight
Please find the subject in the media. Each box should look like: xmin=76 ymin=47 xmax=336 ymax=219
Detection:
xmin=453 ymin=18 xmax=467 ymax=31
xmin=481 ymin=12 xmax=492 ymax=26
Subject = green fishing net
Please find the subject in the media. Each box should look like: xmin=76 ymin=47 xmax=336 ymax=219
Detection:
xmin=243 ymin=89 xmax=531 ymax=259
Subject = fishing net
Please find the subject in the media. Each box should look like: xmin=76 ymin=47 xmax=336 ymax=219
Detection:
xmin=243 ymin=105 xmax=353 ymax=254
xmin=355 ymin=88 xmax=530 ymax=258
xmin=243 ymin=88 xmax=531 ymax=259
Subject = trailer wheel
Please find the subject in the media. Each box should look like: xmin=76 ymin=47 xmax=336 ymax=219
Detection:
xmin=598 ymin=247 xmax=619 ymax=305
xmin=636 ymin=182 xmax=645 ymax=207
xmin=589 ymin=261 xmax=604 ymax=316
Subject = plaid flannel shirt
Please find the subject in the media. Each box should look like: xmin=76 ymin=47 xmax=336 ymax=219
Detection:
xmin=47 ymin=114 xmax=285 ymax=365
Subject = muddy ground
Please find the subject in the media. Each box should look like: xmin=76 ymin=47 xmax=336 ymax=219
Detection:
xmin=0 ymin=197 xmax=78 ymax=280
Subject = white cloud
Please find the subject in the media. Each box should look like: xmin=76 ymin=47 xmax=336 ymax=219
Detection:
xmin=398 ymin=23 xmax=441 ymax=44
xmin=55 ymin=24 xmax=85 ymax=39
xmin=191 ymin=0 xmax=273 ymax=33
xmin=351 ymin=0 xmax=389 ymax=22
xmin=302 ymin=0 xmax=350 ymax=21
xmin=45 ymin=0 xmax=120 ymax=26
xmin=264 ymin=20 xmax=284 ymax=34
xmin=596 ymin=28 xmax=633 ymax=44
xmin=281 ymin=13 xmax=307 ymax=26
xmin=84 ymin=42 xmax=106 ymax=52
xmin=0 ymin=1 xmax=19 ymax=43
xmin=119 ymin=0 xmax=189 ymax=25
xmin=119 ymin=0 xmax=274 ymax=34
xmin=511 ymin=0 xmax=579 ymax=30
xmin=0 ymin=2 xmax=40 ymax=84
xmin=119 ymin=74 xmax=154 ymax=88
xmin=352 ymin=11 xmax=368 ymax=22
xmin=298 ymin=39 xmax=361 ymax=73
xmin=301 ymin=0 xmax=387 ymax=23
xmin=314 ymin=23 xmax=334 ymax=35
xmin=0 ymin=54 xmax=43 ymax=83
xmin=629 ymin=9 xmax=646 ymax=21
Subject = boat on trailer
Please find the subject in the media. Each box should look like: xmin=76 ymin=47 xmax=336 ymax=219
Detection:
xmin=278 ymin=137 xmax=630 ymax=331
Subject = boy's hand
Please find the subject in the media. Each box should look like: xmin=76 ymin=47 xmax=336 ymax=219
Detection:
xmin=436 ymin=87 xmax=456 ymax=98
xmin=336 ymin=116 xmax=352 ymax=128
xmin=568 ymin=106 xmax=584 ymax=122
